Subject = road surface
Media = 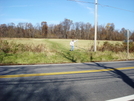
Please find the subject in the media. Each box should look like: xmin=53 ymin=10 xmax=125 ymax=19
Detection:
xmin=0 ymin=61 xmax=134 ymax=101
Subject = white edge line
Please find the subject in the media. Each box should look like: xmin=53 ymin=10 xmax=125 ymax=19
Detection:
xmin=106 ymin=94 xmax=134 ymax=101
xmin=0 ymin=61 xmax=134 ymax=67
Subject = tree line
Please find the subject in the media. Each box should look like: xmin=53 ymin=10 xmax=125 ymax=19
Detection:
xmin=0 ymin=18 xmax=134 ymax=41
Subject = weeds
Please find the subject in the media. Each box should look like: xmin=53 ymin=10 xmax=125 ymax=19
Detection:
xmin=0 ymin=40 xmax=46 ymax=53
xmin=98 ymin=41 xmax=134 ymax=53
xmin=0 ymin=39 xmax=134 ymax=64
xmin=0 ymin=39 xmax=48 ymax=64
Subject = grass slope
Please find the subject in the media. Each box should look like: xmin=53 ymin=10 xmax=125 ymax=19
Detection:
xmin=0 ymin=38 xmax=134 ymax=65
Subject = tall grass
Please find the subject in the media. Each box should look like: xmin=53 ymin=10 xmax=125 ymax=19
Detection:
xmin=97 ymin=41 xmax=134 ymax=53
xmin=0 ymin=38 xmax=134 ymax=65
xmin=0 ymin=39 xmax=51 ymax=64
xmin=0 ymin=39 xmax=46 ymax=53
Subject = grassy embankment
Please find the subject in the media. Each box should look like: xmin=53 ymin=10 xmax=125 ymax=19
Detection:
xmin=0 ymin=38 xmax=134 ymax=65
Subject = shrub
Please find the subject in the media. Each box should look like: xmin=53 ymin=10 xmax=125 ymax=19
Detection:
xmin=0 ymin=40 xmax=10 ymax=53
xmin=98 ymin=41 xmax=134 ymax=53
xmin=0 ymin=39 xmax=47 ymax=53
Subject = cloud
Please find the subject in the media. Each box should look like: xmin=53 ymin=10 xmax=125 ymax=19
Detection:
xmin=76 ymin=2 xmax=99 ymax=17
xmin=0 ymin=14 xmax=5 ymax=17
xmin=9 ymin=5 xmax=29 ymax=8
xmin=76 ymin=2 xmax=94 ymax=15
xmin=8 ymin=18 xmax=29 ymax=23
xmin=86 ymin=7 xmax=94 ymax=14
xmin=1 ymin=5 xmax=35 ymax=8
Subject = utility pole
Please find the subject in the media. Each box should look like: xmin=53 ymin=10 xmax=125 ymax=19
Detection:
xmin=94 ymin=0 xmax=98 ymax=52
xmin=127 ymin=29 xmax=129 ymax=60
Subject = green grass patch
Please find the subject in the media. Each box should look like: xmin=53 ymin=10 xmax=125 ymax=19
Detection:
xmin=0 ymin=38 xmax=134 ymax=65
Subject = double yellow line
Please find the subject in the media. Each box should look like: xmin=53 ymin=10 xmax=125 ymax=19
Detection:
xmin=0 ymin=67 xmax=134 ymax=78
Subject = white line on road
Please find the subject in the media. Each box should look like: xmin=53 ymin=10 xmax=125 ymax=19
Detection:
xmin=106 ymin=94 xmax=134 ymax=101
xmin=0 ymin=61 xmax=134 ymax=67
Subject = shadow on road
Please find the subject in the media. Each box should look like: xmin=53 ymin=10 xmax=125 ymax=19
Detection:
xmin=0 ymin=77 xmax=87 ymax=101
xmin=0 ymin=62 xmax=134 ymax=101
xmin=92 ymin=62 xmax=134 ymax=89
xmin=0 ymin=65 xmax=88 ymax=101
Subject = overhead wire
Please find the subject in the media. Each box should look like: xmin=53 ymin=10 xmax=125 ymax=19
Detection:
xmin=67 ymin=0 xmax=134 ymax=13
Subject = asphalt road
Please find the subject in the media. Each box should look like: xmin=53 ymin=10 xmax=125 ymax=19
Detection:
xmin=0 ymin=61 xmax=134 ymax=101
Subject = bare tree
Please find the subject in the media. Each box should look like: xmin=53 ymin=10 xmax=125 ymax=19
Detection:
xmin=0 ymin=24 xmax=7 ymax=38
xmin=75 ymin=22 xmax=81 ymax=39
xmin=41 ymin=21 xmax=48 ymax=38
xmin=60 ymin=19 xmax=72 ymax=39
xmin=0 ymin=19 xmax=131 ymax=41
xmin=25 ymin=23 xmax=34 ymax=38
xmin=85 ymin=23 xmax=91 ymax=40
xmin=17 ymin=23 xmax=25 ymax=38
xmin=105 ymin=23 xmax=115 ymax=40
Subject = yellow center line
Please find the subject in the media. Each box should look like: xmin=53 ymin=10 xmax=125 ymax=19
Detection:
xmin=0 ymin=67 xmax=134 ymax=78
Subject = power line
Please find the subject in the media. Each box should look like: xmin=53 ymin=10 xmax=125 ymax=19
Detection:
xmin=68 ymin=0 xmax=134 ymax=13
xmin=98 ymin=3 xmax=134 ymax=13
